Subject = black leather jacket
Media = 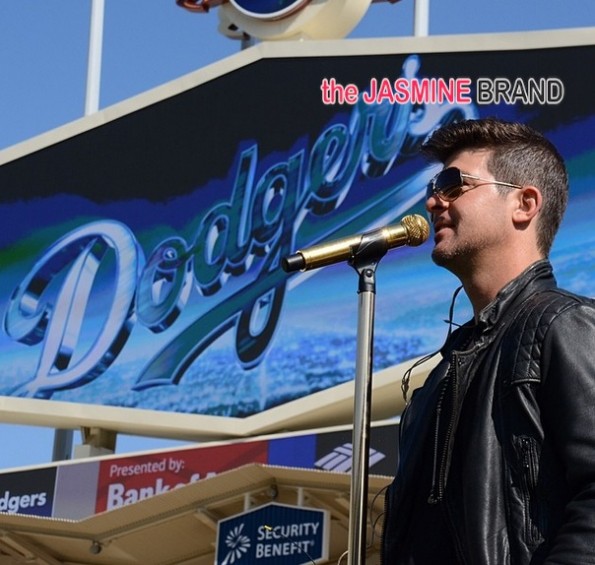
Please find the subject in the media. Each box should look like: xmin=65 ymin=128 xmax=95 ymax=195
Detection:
xmin=382 ymin=260 xmax=595 ymax=564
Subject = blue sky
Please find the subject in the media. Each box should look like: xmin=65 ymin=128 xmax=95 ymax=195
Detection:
xmin=0 ymin=1 xmax=593 ymax=469
xmin=2 ymin=0 xmax=594 ymax=151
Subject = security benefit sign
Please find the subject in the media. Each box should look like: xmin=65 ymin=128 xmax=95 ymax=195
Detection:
xmin=216 ymin=503 xmax=329 ymax=565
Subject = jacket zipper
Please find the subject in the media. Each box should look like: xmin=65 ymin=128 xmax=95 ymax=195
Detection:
xmin=428 ymin=352 xmax=459 ymax=504
xmin=519 ymin=436 xmax=541 ymax=544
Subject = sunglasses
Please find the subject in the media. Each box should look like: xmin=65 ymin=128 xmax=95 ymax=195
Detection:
xmin=426 ymin=167 xmax=523 ymax=202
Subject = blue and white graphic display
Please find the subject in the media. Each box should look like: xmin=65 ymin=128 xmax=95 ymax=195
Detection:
xmin=0 ymin=46 xmax=593 ymax=420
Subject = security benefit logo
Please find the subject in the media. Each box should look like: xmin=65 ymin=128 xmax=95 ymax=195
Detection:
xmin=216 ymin=503 xmax=329 ymax=564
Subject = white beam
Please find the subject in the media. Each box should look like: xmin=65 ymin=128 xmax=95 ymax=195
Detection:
xmin=85 ymin=0 xmax=105 ymax=115
xmin=414 ymin=0 xmax=430 ymax=37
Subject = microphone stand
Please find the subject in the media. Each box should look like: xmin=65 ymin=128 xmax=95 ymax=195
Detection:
xmin=346 ymin=232 xmax=389 ymax=565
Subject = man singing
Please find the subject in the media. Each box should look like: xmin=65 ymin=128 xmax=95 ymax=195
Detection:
xmin=381 ymin=118 xmax=595 ymax=564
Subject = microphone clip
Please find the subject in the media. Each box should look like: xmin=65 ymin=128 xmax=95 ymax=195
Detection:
xmin=348 ymin=228 xmax=389 ymax=294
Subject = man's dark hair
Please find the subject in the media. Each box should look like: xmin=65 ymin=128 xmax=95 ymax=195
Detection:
xmin=421 ymin=118 xmax=568 ymax=255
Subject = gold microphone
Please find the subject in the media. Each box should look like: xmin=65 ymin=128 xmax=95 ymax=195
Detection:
xmin=282 ymin=214 xmax=430 ymax=273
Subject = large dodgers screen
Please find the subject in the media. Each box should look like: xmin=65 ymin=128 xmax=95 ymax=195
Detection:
xmin=0 ymin=41 xmax=593 ymax=427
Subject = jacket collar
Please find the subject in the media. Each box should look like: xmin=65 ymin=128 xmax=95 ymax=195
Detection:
xmin=442 ymin=259 xmax=558 ymax=353
xmin=477 ymin=259 xmax=557 ymax=331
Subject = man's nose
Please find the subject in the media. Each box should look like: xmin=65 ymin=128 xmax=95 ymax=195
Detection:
xmin=425 ymin=193 xmax=446 ymax=216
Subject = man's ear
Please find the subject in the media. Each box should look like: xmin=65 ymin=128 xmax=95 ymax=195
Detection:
xmin=512 ymin=185 xmax=542 ymax=223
